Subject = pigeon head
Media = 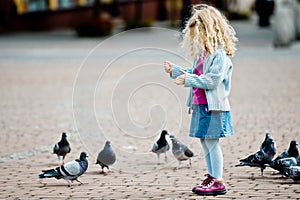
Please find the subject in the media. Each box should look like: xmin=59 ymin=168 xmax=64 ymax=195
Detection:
xmin=80 ymin=152 xmax=88 ymax=160
xmin=62 ymin=132 xmax=67 ymax=138
xmin=264 ymin=133 xmax=273 ymax=143
xmin=288 ymin=140 xmax=299 ymax=157
xmin=169 ymin=135 xmax=178 ymax=142
xmin=169 ymin=135 xmax=179 ymax=145
xmin=290 ymin=140 xmax=298 ymax=147
xmin=105 ymin=141 xmax=111 ymax=147
xmin=161 ymin=130 xmax=168 ymax=136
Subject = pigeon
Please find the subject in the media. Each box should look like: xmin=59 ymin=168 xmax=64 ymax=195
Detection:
xmin=273 ymin=140 xmax=299 ymax=161
xmin=283 ymin=165 xmax=300 ymax=183
xmin=235 ymin=132 xmax=277 ymax=176
xmin=53 ymin=132 xmax=71 ymax=165
xmin=169 ymin=135 xmax=196 ymax=168
xmin=39 ymin=152 xmax=88 ymax=187
xmin=151 ymin=130 xmax=170 ymax=164
xmin=96 ymin=141 xmax=116 ymax=174
xmin=265 ymin=157 xmax=298 ymax=176
xmin=265 ymin=140 xmax=299 ymax=175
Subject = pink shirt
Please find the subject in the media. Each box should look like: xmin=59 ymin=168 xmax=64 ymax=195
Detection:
xmin=192 ymin=56 xmax=208 ymax=105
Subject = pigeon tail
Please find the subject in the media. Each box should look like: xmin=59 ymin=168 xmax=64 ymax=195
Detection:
xmin=39 ymin=169 xmax=59 ymax=179
xmin=53 ymin=144 xmax=60 ymax=154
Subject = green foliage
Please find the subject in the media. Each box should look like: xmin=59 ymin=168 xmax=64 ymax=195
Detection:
xmin=226 ymin=10 xmax=251 ymax=21
xmin=124 ymin=19 xmax=153 ymax=30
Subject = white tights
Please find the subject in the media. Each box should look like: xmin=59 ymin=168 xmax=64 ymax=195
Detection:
xmin=200 ymin=138 xmax=223 ymax=180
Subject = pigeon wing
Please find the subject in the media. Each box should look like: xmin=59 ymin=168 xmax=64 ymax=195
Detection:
xmin=284 ymin=166 xmax=300 ymax=181
xmin=151 ymin=143 xmax=159 ymax=153
xmin=62 ymin=160 xmax=82 ymax=177
xmin=97 ymin=149 xmax=116 ymax=166
xmin=184 ymin=147 xmax=194 ymax=158
xmin=53 ymin=143 xmax=59 ymax=154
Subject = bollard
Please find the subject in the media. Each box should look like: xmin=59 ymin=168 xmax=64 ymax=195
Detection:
xmin=273 ymin=0 xmax=297 ymax=47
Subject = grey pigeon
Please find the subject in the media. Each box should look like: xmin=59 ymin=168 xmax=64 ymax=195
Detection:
xmin=265 ymin=140 xmax=299 ymax=175
xmin=265 ymin=157 xmax=298 ymax=176
xmin=169 ymin=135 xmax=196 ymax=168
xmin=39 ymin=152 xmax=88 ymax=187
xmin=274 ymin=140 xmax=299 ymax=161
xmin=283 ymin=165 xmax=300 ymax=182
xmin=53 ymin=132 xmax=71 ymax=165
xmin=236 ymin=132 xmax=277 ymax=176
xmin=151 ymin=130 xmax=170 ymax=164
xmin=96 ymin=141 xmax=116 ymax=173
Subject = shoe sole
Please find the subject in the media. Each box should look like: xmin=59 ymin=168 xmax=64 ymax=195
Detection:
xmin=192 ymin=187 xmax=199 ymax=193
xmin=194 ymin=189 xmax=227 ymax=196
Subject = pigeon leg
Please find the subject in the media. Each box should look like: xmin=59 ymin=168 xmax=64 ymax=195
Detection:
xmin=61 ymin=155 xmax=66 ymax=166
xmin=67 ymin=180 xmax=71 ymax=187
xmin=107 ymin=167 xmax=114 ymax=173
xmin=57 ymin=156 xmax=61 ymax=165
xmin=176 ymin=161 xmax=182 ymax=170
xmin=157 ymin=154 xmax=160 ymax=165
xmin=260 ymin=168 xmax=264 ymax=177
xmin=75 ymin=179 xmax=84 ymax=185
xmin=100 ymin=168 xmax=105 ymax=174
xmin=189 ymin=158 xmax=192 ymax=167
xmin=164 ymin=153 xmax=168 ymax=162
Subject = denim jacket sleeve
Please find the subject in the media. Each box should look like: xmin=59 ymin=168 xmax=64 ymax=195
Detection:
xmin=184 ymin=50 xmax=227 ymax=89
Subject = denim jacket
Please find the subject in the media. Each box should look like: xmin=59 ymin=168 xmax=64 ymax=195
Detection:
xmin=171 ymin=48 xmax=233 ymax=111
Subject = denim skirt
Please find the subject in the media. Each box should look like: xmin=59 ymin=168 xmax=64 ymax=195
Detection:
xmin=189 ymin=104 xmax=233 ymax=139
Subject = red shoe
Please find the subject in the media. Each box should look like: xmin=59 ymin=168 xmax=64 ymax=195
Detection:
xmin=194 ymin=177 xmax=227 ymax=196
xmin=192 ymin=174 xmax=214 ymax=193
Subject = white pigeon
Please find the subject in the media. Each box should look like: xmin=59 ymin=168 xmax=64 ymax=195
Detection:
xmin=169 ymin=135 xmax=196 ymax=168
xmin=39 ymin=152 xmax=88 ymax=187
xmin=151 ymin=130 xmax=170 ymax=164
xmin=96 ymin=141 xmax=116 ymax=174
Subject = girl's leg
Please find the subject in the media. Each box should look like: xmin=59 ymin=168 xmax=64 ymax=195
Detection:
xmin=203 ymin=139 xmax=223 ymax=180
xmin=200 ymin=139 xmax=212 ymax=175
xmin=193 ymin=139 xmax=226 ymax=195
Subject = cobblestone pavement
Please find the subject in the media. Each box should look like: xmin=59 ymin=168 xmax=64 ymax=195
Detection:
xmin=0 ymin=18 xmax=300 ymax=199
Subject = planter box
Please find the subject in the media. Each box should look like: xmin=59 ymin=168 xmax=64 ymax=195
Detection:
xmin=14 ymin=6 xmax=94 ymax=31
xmin=118 ymin=0 xmax=158 ymax=21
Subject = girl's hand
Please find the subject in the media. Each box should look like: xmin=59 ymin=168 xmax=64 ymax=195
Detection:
xmin=163 ymin=61 xmax=173 ymax=73
xmin=174 ymin=69 xmax=186 ymax=85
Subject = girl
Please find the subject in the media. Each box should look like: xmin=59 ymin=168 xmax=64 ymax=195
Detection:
xmin=163 ymin=4 xmax=238 ymax=196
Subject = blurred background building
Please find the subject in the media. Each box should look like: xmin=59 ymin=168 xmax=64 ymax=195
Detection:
xmin=0 ymin=0 xmax=256 ymax=34
xmin=1 ymin=0 xmax=299 ymax=44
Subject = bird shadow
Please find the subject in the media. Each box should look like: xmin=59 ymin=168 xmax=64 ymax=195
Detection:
xmin=38 ymin=180 xmax=89 ymax=188
xmin=234 ymin=175 xmax=281 ymax=180
xmin=274 ymin=181 xmax=299 ymax=185
xmin=139 ymin=161 xmax=168 ymax=166
xmin=84 ymin=171 xmax=112 ymax=176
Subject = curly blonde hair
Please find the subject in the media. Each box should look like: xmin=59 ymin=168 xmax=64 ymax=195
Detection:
xmin=181 ymin=4 xmax=238 ymax=58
